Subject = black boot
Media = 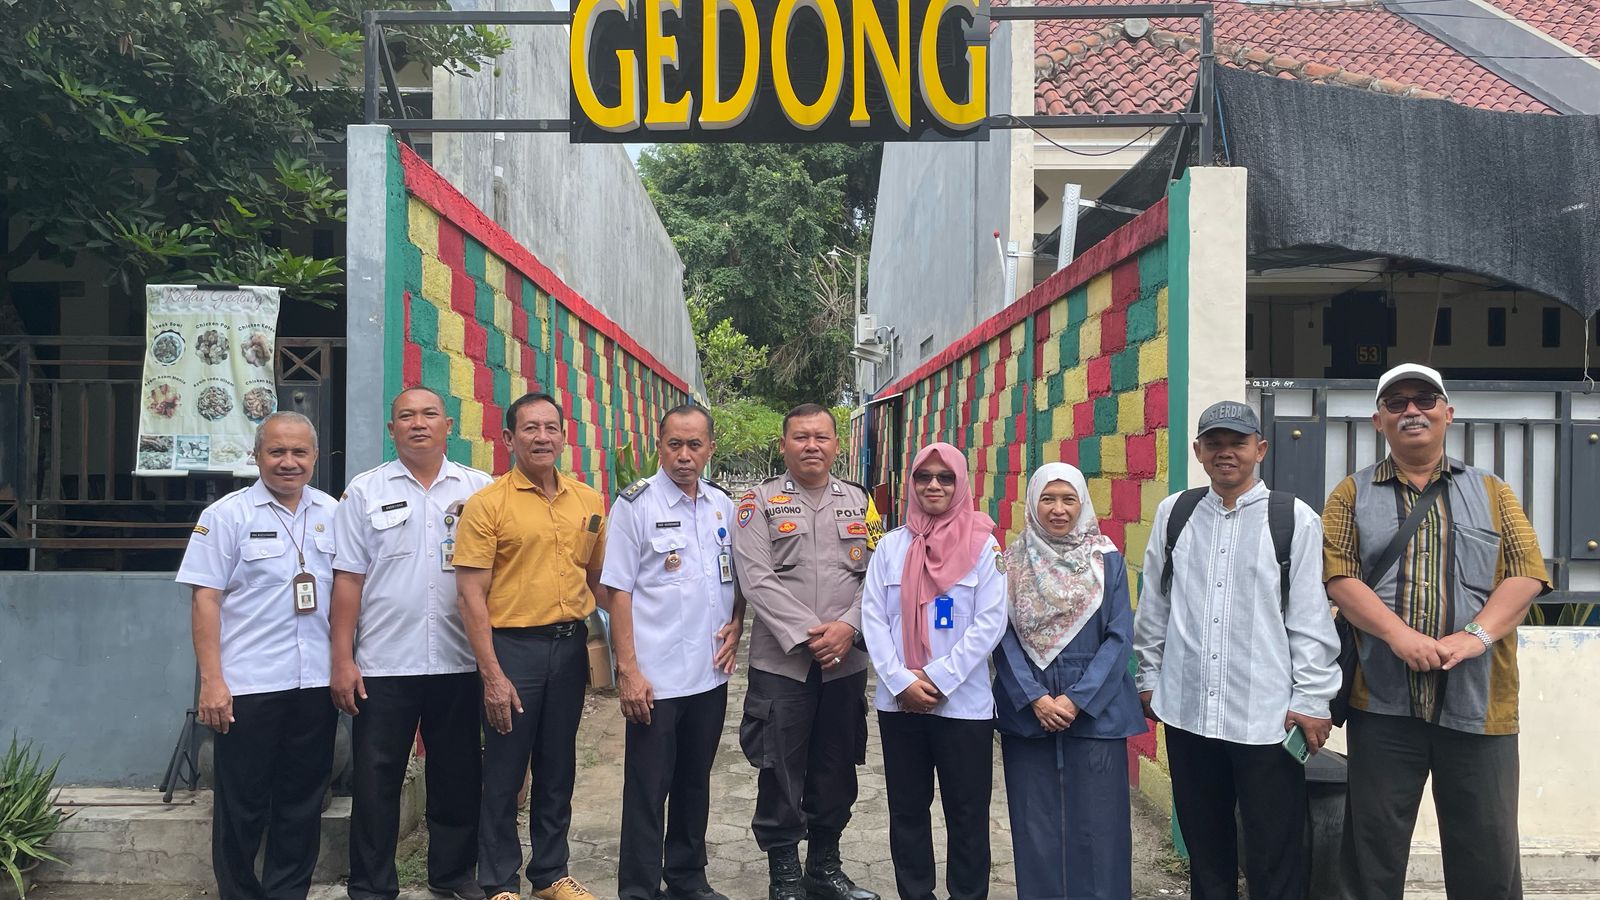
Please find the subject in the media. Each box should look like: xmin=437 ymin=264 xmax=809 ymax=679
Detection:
xmin=802 ymin=833 xmax=878 ymax=900
xmin=768 ymin=845 xmax=808 ymax=900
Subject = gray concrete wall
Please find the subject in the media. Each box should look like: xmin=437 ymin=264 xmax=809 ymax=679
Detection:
xmin=0 ymin=573 xmax=195 ymax=786
xmin=430 ymin=0 xmax=702 ymax=392
xmin=864 ymin=19 xmax=1033 ymax=392
xmin=344 ymin=124 xmax=391 ymax=480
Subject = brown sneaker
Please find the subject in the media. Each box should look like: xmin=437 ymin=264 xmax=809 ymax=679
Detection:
xmin=488 ymin=894 xmax=520 ymax=900
xmin=529 ymin=877 xmax=595 ymax=900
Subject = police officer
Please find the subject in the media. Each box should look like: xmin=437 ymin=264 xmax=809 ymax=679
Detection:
xmin=330 ymin=386 xmax=493 ymax=900
xmin=601 ymin=404 xmax=745 ymax=900
xmin=733 ymin=403 xmax=879 ymax=900
xmin=177 ymin=411 xmax=339 ymax=900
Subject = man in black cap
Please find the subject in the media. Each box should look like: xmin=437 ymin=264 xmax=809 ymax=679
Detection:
xmin=1134 ymin=401 xmax=1340 ymax=900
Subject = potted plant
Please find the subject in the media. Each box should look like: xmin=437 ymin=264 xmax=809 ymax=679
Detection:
xmin=0 ymin=735 xmax=70 ymax=899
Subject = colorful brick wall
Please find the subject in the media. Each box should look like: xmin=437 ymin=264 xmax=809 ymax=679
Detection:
xmin=878 ymin=199 xmax=1175 ymax=587
xmin=384 ymin=139 xmax=690 ymax=493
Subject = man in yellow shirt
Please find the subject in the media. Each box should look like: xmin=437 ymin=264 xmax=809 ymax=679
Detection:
xmin=455 ymin=392 xmax=608 ymax=900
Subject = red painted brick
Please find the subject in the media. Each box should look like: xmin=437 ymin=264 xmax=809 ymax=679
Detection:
xmin=1112 ymin=479 xmax=1142 ymax=520
xmin=1099 ymin=518 xmax=1125 ymax=547
xmin=1111 ymin=259 xmax=1140 ymax=309
xmin=403 ymin=342 xmax=421 ymax=386
xmin=512 ymin=305 xmax=529 ymax=342
xmin=1059 ymin=439 xmax=1079 ymax=466
xmin=1087 ymin=357 xmax=1112 ymax=397
xmin=450 ymin=270 xmax=476 ymax=317
xmin=988 ymin=392 xmax=1001 ymax=420
xmin=474 ymin=366 xmax=494 ymax=402
xmin=521 ymin=347 xmax=538 ymax=380
xmin=982 ymin=421 xmax=994 ymax=445
xmin=997 ymin=502 xmax=1011 ymax=534
xmin=437 ymin=222 xmax=465 ymax=268
xmin=463 ymin=319 xmax=488 ymax=360
xmin=1009 ymin=441 xmax=1023 ymax=473
xmin=999 ymin=329 xmax=1012 ymax=358
xmin=1101 ymin=308 xmax=1127 ymax=354
xmin=1127 ymin=432 xmax=1158 ymax=477
xmin=481 ymin=402 xmax=503 ymax=441
xmin=506 ymin=272 xmax=522 ymax=307
xmin=1073 ymin=400 xmax=1096 ymax=438
xmin=493 ymin=441 xmax=510 ymax=475
xmin=1145 ymin=380 xmax=1170 ymax=428
xmin=403 ymin=289 xmax=413 ymax=340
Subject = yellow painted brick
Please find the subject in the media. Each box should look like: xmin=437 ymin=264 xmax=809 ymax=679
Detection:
xmin=1157 ymin=286 xmax=1169 ymax=332
xmin=484 ymin=254 xmax=506 ymax=295
xmin=1062 ymin=366 xmax=1088 ymax=405
xmin=457 ymin=398 xmax=484 ymax=442
xmin=1088 ymin=273 xmax=1113 ymax=315
xmin=1051 ymin=404 xmax=1073 ymax=438
xmin=1078 ymin=317 xmax=1101 ymax=359
xmin=1143 ymin=480 xmax=1167 ymax=521
xmin=471 ymin=439 xmax=495 ymax=473
xmin=1125 ymin=521 xmax=1153 ymax=573
xmin=493 ymin=289 xmax=513 ymax=335
xmin=1119 ymin=388 xmax=1144 ymax=433
xmin=1139 ymin=335 xmax=1169 ymax=382
xmin=449 ymin=354 xmax=476 ymax=400
xmin=421 ymin=256 xmax=453 ymax=308
xmin=407 ymin=199 xmax=440 ymax=256
xmin=435 ymin=309 xmax=465 ymax=354
xmin=1011 ymin=323 xmax=1026 ymax=347
xmin=505 ymin=335 xmax=520 ymax=376
xmin=1156 ymin=428 xmax=1171 ymax=480
xmin=1040 ymin=440 xmax=1061 ymax=464
xmin=997 ymin=390 xmax=1012 ymax=418
xmin=1051 ymin=299 xmax=1070 ymax=334
xmin=1034 ymin=379 xmax=1049 ymax=411
xmin=1102 ymin=436 xmax=1127 ymax=475
xmin=1004 ymin=355 xmax=1019 ymax=385
xmin=1088 ymin=477 xmax=1112 ymax=517
xmin=1041 ymin=340 xmax=1061 ymax=375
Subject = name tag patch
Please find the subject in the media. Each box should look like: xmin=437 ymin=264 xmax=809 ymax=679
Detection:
xmin=250 ymin=531 xmax=277 ymax=539
xmin=381 ymin=500 xmax=408 ymax=512
xmin=656 ymin=520 xmax=681 ymax=529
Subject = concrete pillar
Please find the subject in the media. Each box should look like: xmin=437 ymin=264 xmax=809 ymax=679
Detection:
xmin=345 ymin=123 xmax=393 ymax=479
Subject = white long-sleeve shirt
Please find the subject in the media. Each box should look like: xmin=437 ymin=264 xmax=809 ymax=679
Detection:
xmin=1133 ymin=480 xmax=1341 ymax=745
xmin=861 ymin=527 xmax=1009 ymax=720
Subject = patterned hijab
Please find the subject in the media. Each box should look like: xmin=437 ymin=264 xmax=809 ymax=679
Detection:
xmin=901 ymin=442 xmax=997 ymax=670
xmin=1005 ymin=463 xmax=1120 ymax=669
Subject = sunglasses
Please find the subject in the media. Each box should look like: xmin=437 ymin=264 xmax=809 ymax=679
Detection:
xmin=1380 ymin=393 xmax=1443 ymax=414
xmin=912 ymin=471 xmax=958 ymax=486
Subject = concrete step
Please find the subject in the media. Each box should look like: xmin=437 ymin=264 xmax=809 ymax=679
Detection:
xmin=1406 ymin=835 xmax=1600 ymax=889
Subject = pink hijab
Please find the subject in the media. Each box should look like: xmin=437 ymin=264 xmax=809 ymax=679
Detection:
xmin=900 ymin=443 xmax=998 ymax=670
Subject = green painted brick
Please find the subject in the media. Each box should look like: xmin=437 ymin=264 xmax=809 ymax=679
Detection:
xmin=421 ymin=348 xmax=451 ymax=388
xmin=1067 ymin=288 xmax=1089 ymax=326
xmin=400 ymin=245 xmax=424 ymax=296
xmin=409 ymin=296 xmax=439 ymax=344
xmin=1078 ymin=436 xmax=1102 ymax=476
xmin=1112 ymin=346 xmax=1141 ymax=392
xmin=1095 ymin=395 xmax=1120 ymax=434
xmin=1127 ymin=297 xmax=1159 ymax=344
xmin=464 ymin=239 xmax=486 ymax=278
xmin=1048 ymin=371 xmax=1065 ymax=406
xmin=447 ymin=435 xmax=474 ymax=463
xmin=493 ymin=368 xmax=512 ymax=406
xmin=485 ymin=330 xmax=506 ymax=368
xmin=475 ymin=281 xmax=496 ymax=324
xmin=521 ymin=279 xmax=541 ymax=312
xmin=1138 ymin=240 xmax=1167 ymax=290
xmin=1059 ymin=329 xmax=1080 ymax=369
xmin=445 ymin=395 xmax=463 ymax=421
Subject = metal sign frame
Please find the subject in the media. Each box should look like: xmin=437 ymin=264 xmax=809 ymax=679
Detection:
xmin=362 ymin=3 xmax=1214 ymax=154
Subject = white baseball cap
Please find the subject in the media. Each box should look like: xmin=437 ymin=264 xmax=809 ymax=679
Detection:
xmin=1375 ymin=363 xmax=1449 ymax=405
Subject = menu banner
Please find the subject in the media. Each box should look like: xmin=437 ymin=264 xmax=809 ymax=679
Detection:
xmin=135 ymin=285 xmax=281 ymax=477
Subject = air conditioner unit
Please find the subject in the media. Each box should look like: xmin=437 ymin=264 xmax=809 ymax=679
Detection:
xmin=856 ymin=314 xmax=880 ymax=345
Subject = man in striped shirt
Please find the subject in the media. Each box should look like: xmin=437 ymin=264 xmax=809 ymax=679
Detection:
xmin=1324 ymin=363 xmax=1548 ymax=900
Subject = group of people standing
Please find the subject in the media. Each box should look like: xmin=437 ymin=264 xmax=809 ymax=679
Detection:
xmin=180 ymin=360 xmax=1544 ymax=900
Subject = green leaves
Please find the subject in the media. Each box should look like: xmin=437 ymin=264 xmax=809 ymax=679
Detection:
xmin=0 ymin=734 xmax=73 ymax=897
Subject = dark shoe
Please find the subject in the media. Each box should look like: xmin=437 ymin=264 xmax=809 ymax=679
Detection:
xmin=429 ymin=882 xmax=489 ymax=900
xmin=768 ymin=845 xmax=808 ymax=900
xmin=803 ymin=835 xmax=878 ymax=900
xmin=665 ymin=888 xmax=729 ymax=900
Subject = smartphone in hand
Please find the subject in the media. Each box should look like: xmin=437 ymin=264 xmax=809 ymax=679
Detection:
xmin=1281 ymin=724 xmax=1311 ymax=765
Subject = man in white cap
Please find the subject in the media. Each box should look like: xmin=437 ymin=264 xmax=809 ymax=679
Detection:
xmin=1323 ymin=363 xmax=1548 ymax=900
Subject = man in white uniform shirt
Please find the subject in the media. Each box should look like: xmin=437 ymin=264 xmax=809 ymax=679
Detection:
xmin=178 ymin=411 xmax=339 ymax=900
xmin=331 ymin=386 xmax=494 ymax=900
xmin=600 ymin=405 xmax=744 ymax=900
xmin=1133 ymin=401 xmax=1340 ymax=900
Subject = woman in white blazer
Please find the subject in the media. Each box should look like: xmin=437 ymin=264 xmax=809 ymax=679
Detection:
xmin=861 ymin=441 xmax=1009 ymax=900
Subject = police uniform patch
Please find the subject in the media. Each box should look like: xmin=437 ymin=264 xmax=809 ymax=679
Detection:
xmin=995 ymin=551 xmax=1006 ymax=573
xmin=767 ymin=494 xmax=792 ymax=504
xmin=740 ymin=490 xmax=756 ymax=502
xmin=849 ymin=545 xmax=863 ymax=561
xmin=192 ymin=524 xmax=209 ymax=536
xmin=738 ymin=505 xmax=755 ymax=528
xmin=846 ymin=522 xmax=868 ymax=536
xmin=777 ymin=521 xmax=798 ymax=534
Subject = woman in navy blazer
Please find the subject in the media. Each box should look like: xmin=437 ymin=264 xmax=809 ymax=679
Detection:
xmin=993 ymin=463 xmax=1146 ymax=900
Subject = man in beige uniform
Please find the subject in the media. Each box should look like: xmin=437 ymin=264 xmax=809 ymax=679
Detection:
xmin=733 ymin=403 xmax=878 ymax=900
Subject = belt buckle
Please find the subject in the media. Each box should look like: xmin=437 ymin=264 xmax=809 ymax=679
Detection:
xmin=553 ymin=622 xmax=577 ymax=638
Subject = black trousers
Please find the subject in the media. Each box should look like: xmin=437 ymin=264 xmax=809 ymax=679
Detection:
xmin=348 ymin=672 xmax=482 ymax=900
xmin=478 ymin=625 xmax=589 ymax=895
xmin=211 ymin=687 xmax=337 ymax=900
xmin=617 ymin=683 xmax=730 ymax=900
xmin=1342 ymin=709 xmax=1521 ymax=900
xmin=877 ymin=712 xmax=993 ymax=900
xmin=1166 ymin=726 xmax=1306 ymax=900
xmin=740 ymin=665 xmax=868 ymax=851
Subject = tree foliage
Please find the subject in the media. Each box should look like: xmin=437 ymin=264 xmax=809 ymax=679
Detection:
xmin=688 ymin=289 xmax=767 ymax=406
xmin=638 ymin=143 xmax=880 ymax=406
xmin=0 ymin=0 xmax=508 ymax=310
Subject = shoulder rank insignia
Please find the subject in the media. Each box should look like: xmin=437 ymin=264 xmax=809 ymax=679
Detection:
xmin=620 ymin=478 xmax=652 ymax=502
xmin=767 ymin=494 xmax=792 ymax=504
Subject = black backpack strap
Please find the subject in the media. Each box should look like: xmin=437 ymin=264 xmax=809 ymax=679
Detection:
xmin=1267 ymin=490 xmax=1296 ymax=617
xmin=1363 ymin=476 xmax=1450 ymax=587
xmin=1159 ymin=488 xmax=1209 ymax=596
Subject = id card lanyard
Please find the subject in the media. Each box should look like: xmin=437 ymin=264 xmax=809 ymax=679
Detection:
xmin=270 ymin=506 xmax=317 ymax=614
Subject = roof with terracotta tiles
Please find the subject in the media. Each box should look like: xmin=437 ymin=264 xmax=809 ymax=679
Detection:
xmin=1030 ymin=0 xmax=1555 ymax=116
xmin=1481 ymin=0 xmax=1600 ymax=58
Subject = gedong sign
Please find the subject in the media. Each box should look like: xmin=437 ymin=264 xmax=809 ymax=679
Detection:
xmin=569 ymin=0 xmax=989 ymax=142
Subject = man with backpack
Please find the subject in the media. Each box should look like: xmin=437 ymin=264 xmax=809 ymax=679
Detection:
xmin=1134 ymin=401 xmax=1341 ymax=900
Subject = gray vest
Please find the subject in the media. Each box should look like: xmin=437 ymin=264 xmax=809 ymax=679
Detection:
xmin=1351 ymin=458 xmax=1506 ymax=733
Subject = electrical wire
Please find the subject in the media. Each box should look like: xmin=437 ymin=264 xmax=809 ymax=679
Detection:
xmin=1002 ymin=116 xmax=1162 ymax=156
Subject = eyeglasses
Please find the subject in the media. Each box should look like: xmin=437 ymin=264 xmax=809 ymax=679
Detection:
xmin=1380 ymin=393 xmax=1442 ymax=414
xmin=913 ymin=471 xmax=958 ymax=486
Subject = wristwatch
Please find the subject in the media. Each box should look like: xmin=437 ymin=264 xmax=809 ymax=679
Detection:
xmin=1464 ymin=622 xmax=1494 ymax=649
